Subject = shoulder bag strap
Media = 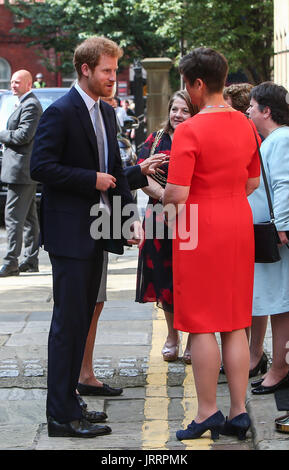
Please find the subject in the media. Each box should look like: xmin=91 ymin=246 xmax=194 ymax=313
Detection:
xmin=149 ymin=129 xmax=164 ymax=157
xmin=247 ymin=117 xmax=275 ymax=222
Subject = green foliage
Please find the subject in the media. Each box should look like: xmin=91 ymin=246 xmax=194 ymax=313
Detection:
xmin=140 ymin=0 xmax=274 ymax=83
xmin=6 ymin=0 xmax=273 ymax=84
xmin=6 ymin=0 xmax=169 ymax=74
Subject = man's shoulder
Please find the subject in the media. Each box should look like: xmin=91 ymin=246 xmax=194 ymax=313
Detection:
xmin=100 ymin=99 xmax=115 ymax=115
xmin=40 ymin=89 xmax=75 ymax=120
xmin=21 ymin=92 xmax=43 ymax=114
xmin=47 ymin=89 xmax=73 ymax=110
xmin=22 ymin=92 xmax=41 ymax=106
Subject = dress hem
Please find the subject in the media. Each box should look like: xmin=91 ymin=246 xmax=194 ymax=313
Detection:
xmin=174 ymin=324 xmax=252 ymax=334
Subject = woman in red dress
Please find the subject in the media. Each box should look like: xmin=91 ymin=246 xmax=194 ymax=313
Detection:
xmin=164 ymin=48 xmax=260 ymax=441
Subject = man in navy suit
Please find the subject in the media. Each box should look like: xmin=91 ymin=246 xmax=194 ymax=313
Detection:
xmin=30 ymin=36 xmax=142 ymax=438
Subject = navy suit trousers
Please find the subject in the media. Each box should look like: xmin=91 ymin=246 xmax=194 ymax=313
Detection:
xmin=47 ymin=251 xmax=103 ymax=423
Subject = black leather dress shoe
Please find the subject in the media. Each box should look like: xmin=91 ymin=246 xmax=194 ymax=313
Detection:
xmin=47 ymin=416 xmax=112 ymax=438
xmin=19 ymin=261 xmax=39 ymax=273
xmin=0 ymin=264 xmax=19 ymax=277
xmin=76 ymin=394 xmax=107 ymax=423
xmin=76 ymin=394 xmax=88 ymax=409
xmin=252 ymin=372 xmax=289 ymax=395
xmin=77 ymin=382 xmax=123 ymax=397
xmin=82 ymin=408 xmax=108 ymax=423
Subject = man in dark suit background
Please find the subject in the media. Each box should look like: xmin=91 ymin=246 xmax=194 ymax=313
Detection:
xmin=30 ymin=36 xmax=142 ymax=438
xmin=0 ymin=70 xmax=42 ymax=277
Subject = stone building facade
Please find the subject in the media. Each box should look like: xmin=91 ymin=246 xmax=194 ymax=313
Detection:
xmin=274 ymin=0 xmax=289 ymax=89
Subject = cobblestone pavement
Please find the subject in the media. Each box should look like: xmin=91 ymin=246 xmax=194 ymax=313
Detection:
xmin=0 ymin=220 xmax=288 ymax=452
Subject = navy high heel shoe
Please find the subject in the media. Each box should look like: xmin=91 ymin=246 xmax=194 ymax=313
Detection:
xmin=176 ymin=410 xmax=225 ymax=441
xmin=220 ymin=413 xmax=251 ymax=441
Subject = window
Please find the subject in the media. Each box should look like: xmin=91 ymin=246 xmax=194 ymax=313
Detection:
xmin=0 ymin=58 xmax=11 ymax=90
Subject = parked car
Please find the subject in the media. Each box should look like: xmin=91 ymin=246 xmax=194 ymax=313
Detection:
xmin=0 ymin=88 xmax=138 ymax=223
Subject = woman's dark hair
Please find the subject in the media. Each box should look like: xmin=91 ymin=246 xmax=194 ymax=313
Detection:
xmin=179 ymin=47 xmax=228 ymax=93
xmin=250 ymin=82 xmax=289 ymax=125
xmin=163 ymin=90 xmax=198 ymax=134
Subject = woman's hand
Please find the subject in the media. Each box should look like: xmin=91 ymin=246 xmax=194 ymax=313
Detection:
xmin=278 ymin=231 xmax=289 ymax=246
xmin=127 ymin=220 xmax=144 ymax=246
xmin=139 ymin=154 xmax=169 ymax=175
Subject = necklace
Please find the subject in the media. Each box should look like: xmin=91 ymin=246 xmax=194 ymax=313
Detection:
xmin=201 ymin=104 xmax=231 ymax=110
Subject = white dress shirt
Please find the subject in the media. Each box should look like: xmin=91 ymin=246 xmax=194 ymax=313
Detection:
xmin=74 ymin=82 xmax=111 ymax=213
xmin=74 ymin=82 xmax=109 ymax=171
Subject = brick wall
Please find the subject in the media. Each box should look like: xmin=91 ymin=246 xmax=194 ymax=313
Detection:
xmin=0 ymin=4 xmax=59 ymax=87
xmin=0 ymin=3 xmax=131 ymax=91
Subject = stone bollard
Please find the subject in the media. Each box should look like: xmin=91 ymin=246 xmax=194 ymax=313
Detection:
xmin=142 ymin=58 xmax=172 ymax=135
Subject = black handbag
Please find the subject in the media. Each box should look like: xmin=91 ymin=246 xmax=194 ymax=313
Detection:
xmin=249 ymin=122 xmax=281 ymax=263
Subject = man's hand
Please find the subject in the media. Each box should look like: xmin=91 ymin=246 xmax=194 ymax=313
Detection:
xmin=96 ymin=172 xmax=116 ymax=191
xmin=139 ymin=154 xmax=169 ymax=175
xmin=127 ymin=220 xmax=144 ymax=246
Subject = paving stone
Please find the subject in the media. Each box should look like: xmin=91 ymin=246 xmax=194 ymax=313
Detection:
xmin=0 ymin=388 xmax=46 ymax=400
xmin=0 ymin=360 xmax=19 ymax=377
xmin=106 ymin=398 xmax=144 ymax=422
xmin=5 ymin=332 xmax=48 ymax=347
xmin=0 ymin=369 xmax=19 ymax=378
xmin=24 ymin=321 xmax=50 ymax=332
xmin=0 ymin=336 xmax=8 ymax=347
xmin=0 ymin=322 xmax=26 ymax=334
xmin=94 ymin=357 xmax=112 ymax=364
xmin=257 ymin=438 xmax=289 ymax=450
xmin=119 ymin=368 xmax=139 ymax=377
xmin=94 ymin=368 xmax=115 ymax=378
xmin=0 ymin=400 xmax=46 ymax=424
xmin=0 ymin=424 xmax=40 ymax=450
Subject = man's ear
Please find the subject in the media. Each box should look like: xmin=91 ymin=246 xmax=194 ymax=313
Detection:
xmin=81 ymin=63 xmax=89 ymax=78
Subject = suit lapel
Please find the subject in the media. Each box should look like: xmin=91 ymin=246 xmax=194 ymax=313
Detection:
xmin=6 ymin=92 xmax=36 ymax=129
xmin=100 ymin=100 xmax=114 ymax=173
xmin=7 ymin=103 xmax=21 ymax=129
xmin=69 ymin=87 xmax=100 ymax=169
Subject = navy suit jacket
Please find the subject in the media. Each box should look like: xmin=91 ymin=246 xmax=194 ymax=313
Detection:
xmin=30 ymin=87 xmax=134 ymax=259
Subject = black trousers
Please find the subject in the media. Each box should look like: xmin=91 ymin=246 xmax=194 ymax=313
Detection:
xmin=47 ymin=251 xmax=103 ymax=423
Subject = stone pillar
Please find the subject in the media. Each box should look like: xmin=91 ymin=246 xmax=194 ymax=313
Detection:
xmin=274 ymin=0 xmax=289 ymax=90
xmin=142 ymin=58 xmax=172 ymax=135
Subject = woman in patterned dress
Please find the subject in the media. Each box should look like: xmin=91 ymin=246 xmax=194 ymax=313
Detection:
xmin=135 ymin=90 xmax=198 ymax=362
